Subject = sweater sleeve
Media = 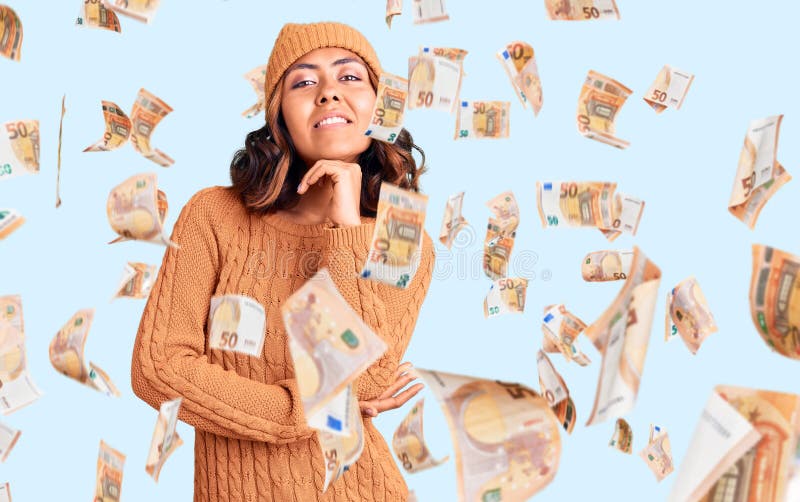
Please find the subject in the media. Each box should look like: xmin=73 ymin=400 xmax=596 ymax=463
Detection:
xmin=131 ymin=188 xmax=315 ymax=444
xmin=321 ymin=222 xmax=436 ymax=403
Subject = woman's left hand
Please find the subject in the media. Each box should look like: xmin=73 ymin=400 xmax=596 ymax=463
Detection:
xmin=359 ymin=362 xmax=424 ymax=418
xmin=297 ymin=159 xmax=362 ymax=227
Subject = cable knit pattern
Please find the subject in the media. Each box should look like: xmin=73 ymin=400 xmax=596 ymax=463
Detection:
xmin=131 ymin=185 xmax=435 ymax=502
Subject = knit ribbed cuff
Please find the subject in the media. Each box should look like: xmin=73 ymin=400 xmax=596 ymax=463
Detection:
xmin=323 ymin=221 xmax=375 ymax=250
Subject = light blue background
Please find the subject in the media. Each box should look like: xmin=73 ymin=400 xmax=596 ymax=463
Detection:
xmin=2 ymin=1 xmax=799 ymax=500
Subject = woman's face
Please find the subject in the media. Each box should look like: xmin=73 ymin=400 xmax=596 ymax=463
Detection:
xmin=280 ymin=47 xmax=377 ymax=167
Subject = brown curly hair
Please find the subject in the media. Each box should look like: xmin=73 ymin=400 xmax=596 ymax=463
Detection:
xmin=230 ymin=67 xmax=427 ymax=218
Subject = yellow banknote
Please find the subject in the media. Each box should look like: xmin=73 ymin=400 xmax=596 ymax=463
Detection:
xmin=282 ymin=269 xmax=387 ymax=422
xmin=107 ymin=173 xmax=175 ymax=247
xmin=112 ymin=262 xmax=157 ymax=300
xmin=584 ymin=247 xmax=661 ymax=426
xmin=582 ymin=250 xmax=634 ymax=282
xmin=49 ymin=309 xmax=120 ymax=397
xmin=644 ymin=65 xmax=694 ymax=113
xmin=484 ymin=277 xmax=527 ymax=318
xmin=207 ymin=294 xmax=266 ymax=357
xmin=318 ymin=385 xmax=364 ymax=492
xmin=104 ymin=0 xmax=160 ymax=23
xmin=537 ymin=181 xmax=645 ymax=241
xmin=545 ymin=0 xmax=619 ymax=20
xmin=84 ymin=89 xmax=174 ymax=166
xmin=0 ymin=209 xmax=24 ymax=240
xmin=362 ymin=182 xmax=428 ymax=288
xmin=56 ymin=95 xmax=66 ymax=207
xmin=439 ymin=191 xmax=468 ymax=250
xmin=412 ymin=0 xmax=449 ymax=24
xmin=0 ymin=295 xmax=43 ymax=414
xmin=241 ymin=64 xmax=267 ymax=118
xmin=542 ymin=304 xmax=592 ymax=366
xmin=639 ymin=424 xmax=674 ymax=482
xmin=393 ymin=398 xmax=449 ymax=473
xmin=665 ymin=277 xmax=717 ymax=354
xmin=729 ymin=115 xmax=791 ymax=229
xmin=670 ymin=386 xmax=800 ymax=502
xmin=455 ymin=100 xmax=510 ymax=139
xmin=416 ymin=368 xmax=562 ymax=501
xmin=365 ymin=73 xmax=408 ymax=143
xmin=750 ymin=244 xmax=800 ymax=360
xmin=0 ymin=6 xmax=22 ymax=61
xmin=409 ymin=47 xmax=464 ymax=113
xmin=145 ymin=398 xmax=183 ymax=482
xmin=1 ymin=120 xmax=40 ymax=181
xmin=129 ymin=88 xmax=174 ymax=166
xmin=497 ymin=41 xmax=543 ymax=116
xmin=0 ymin=421 xmax=20 ymax=462
xmin=577 ymin=70 xmax=631 ymax=148
xmin=609 ymin=418 xmax=632 ymax=454
xmin=77 ymin=0 xmax=122 ymax=32
xmin=96 ymin=440 xmax=125 ymax=502
xmin=386 ymin=0 xmax=402 ymax=27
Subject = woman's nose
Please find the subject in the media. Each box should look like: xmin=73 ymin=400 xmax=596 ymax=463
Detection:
xmin=316 ymin=80 xmax=341 ymax=105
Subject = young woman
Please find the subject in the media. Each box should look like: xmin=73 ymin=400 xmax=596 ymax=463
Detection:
xmin=131 ymin=21 xmax=434 ymax=501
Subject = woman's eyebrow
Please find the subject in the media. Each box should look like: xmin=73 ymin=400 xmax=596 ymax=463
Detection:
xmin=286 ymin=58 xmax=366 ymax=76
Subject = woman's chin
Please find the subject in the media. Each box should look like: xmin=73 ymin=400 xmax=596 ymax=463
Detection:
xmin=307 ymin=148 xmax=366 ymax=164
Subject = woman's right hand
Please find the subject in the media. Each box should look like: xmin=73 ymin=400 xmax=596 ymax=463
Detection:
xmin=359 ymin=362 xmax=423 ymax=418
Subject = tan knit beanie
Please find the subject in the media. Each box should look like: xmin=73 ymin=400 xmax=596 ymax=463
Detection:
xmin=264 ymin=21 xmax=382 ymax=113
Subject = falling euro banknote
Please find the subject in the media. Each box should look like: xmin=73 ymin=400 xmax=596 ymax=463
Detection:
xmin=416 ymin=368 xmax=562 ymax=502
xmin=497 ymin=41 xmax=543 ymax=116
xmin=0 ymin=295 xmax=43 ymax=415
xmin=545 ymin=0 xmax=619 ymax=20
xmin=749 ymin=244 xmax=800 ymax=360
xmin=537 ymin=181 xmax=644 ymax=241
xmin=361 ymin=182 xmax=428 ymax=288
xmin=107 ymin=173 xmax=176 ymax=247
xmin=577 ymin=70 xmax=631 ymax=148
xmin=665 ymin=276 xmax=717 ymax=354
xmin=84 ymin=89 xmax=174 ymax=167
xmin=584 ymin=247 xmax=661 ymax=426
xmin=49 ymin=309 xmax=120 ymax=397
xmin=728 ymin=115 xmax=791 ymax=229
xmin=0 ymin=120 xmax=40 ymax=182
xmin=643 ymin=65 xmax=694 ymax=113
xmin=392 ymin=398 xmax=449 ymax=473
xmin=669 ymin=386 xmax=800 ymax=502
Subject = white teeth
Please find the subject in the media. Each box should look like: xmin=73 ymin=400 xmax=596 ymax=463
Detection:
xmin=316 ymin=116 xmax=348 ymax=127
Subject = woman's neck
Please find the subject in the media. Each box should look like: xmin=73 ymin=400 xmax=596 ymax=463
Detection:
xmin=278 ymin=179 xmax=334 ymax=225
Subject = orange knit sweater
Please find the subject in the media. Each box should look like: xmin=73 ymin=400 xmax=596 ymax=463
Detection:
xmin=131 ymin=186 xmax=435 ymax=502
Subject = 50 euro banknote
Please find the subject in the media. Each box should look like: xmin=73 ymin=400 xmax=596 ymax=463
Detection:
xmin=728 ymin=115 xmax=791 ymax=229
xmin=365 ymin=73 xmax=408 ymax=144
xmin=408 ymin=46 xmax=465 ymax=113
xmin=577 ymin=70 xmax=631 ymax=148
xmin=545 ymin=0 xmax=619 ymax=20
xmin=584 ymin=247 xmax=661 ymax=426
xmin=0 ymin=120 xmax=40 ymax=182
xmin=537 ymin=181 xmax=644 ymax=241
xmin=497 ymin=41 xmax=543 ymax=116
xmin=0 ymin=295 xmax=43 ymax=415
xmin=415 ymin=368 xmax=562 ymax=502
xmin=107 ymin=173 xmax=176 ymax=247
xmin=392 ymin=398 xmax=449 ymax=473
xmin=361 ymin=182 xmax=428 ymax=288
xmin=282 ymin=268 xmax=387 ymax=427
xmin=455 ymin=100 xmax=510 ymax=139
xmin=750 ymin=244 xmax=800 ymax=360
xmin=669 ymin=386 xmax=800 ymax=502
xmin=49 ymin=309 xmax=119 ymax=397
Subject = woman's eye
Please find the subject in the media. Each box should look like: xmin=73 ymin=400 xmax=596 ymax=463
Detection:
xmin=293 ymin=80 xmax=314 ymax=89
xmin=340 ymin=74 xmax=360 ymax=81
